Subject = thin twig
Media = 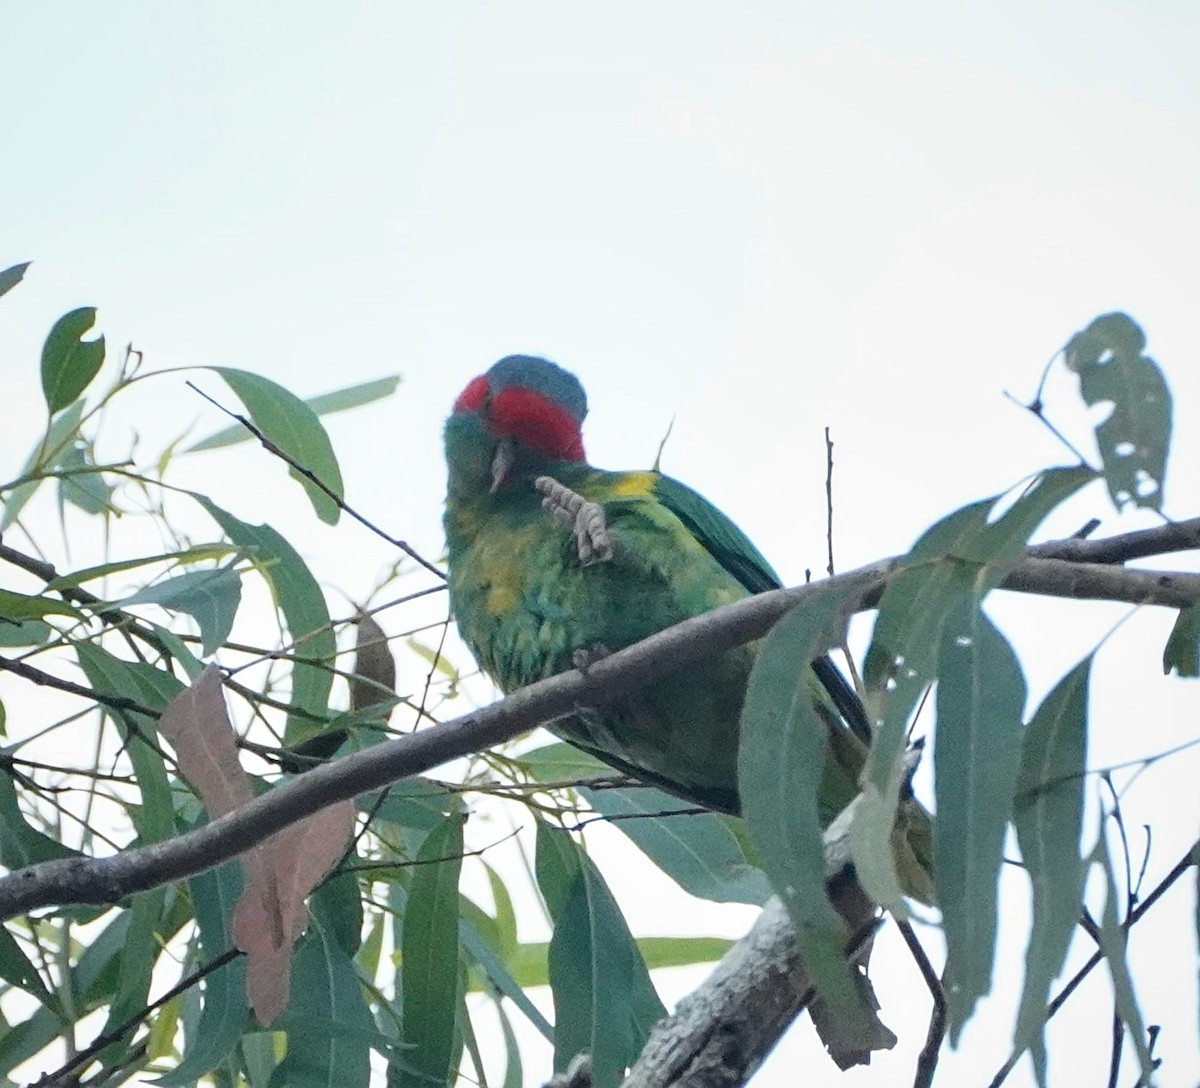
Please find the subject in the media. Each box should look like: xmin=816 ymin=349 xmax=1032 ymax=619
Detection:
xmin=185 ymin=381 xmax=446 ymax=579
xmin=0 ymin=655 xmax=158 ymax=719
xmin=824 ymin=425 xmax=835 ymax=577
xmin=29 ymin=948 xmax=240 ymax=1087
xmin=987 ymin=838 xmax=1199 ymax=1087
xmin=895 ymin=920 xmax=946 ymax=1088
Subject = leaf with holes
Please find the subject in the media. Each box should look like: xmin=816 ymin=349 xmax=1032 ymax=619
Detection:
xmin=1065 ymin=312 xmax=1171 ymax=511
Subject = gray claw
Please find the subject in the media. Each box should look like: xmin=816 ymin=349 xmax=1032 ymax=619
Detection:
xmin=534 ymin=476 xmax=613 ymax=565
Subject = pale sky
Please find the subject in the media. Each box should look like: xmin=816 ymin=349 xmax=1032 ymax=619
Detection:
xmin=2 ymin=3 xmax=1200 ymax=1086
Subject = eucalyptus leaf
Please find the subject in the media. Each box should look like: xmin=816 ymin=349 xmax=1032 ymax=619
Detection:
xmin=274 ymin=923 xmax=376 ymax=1088
xmin=154 ymin=859 xmax=248 ymax=1087
xmin=0 ymin=261 xmax=30 ymax=300
xmin=396 ymin=813 xmax=464 ymax=1088
xmin=197 ymin=497 xmax=334 ymax=741
xmin=188 ymin=374 xmax=401 ymax=451
xmin=1012 ymin=658 xmax=1090 ymax=1084
xmin=110 ymin=567 xmax=242 ymax=656
xmin=41 ymin=307 xmax=105 ymax=414
xmin=935 ymin=598 xmax=1027 ymax=1040
xmin=740 ymin=585 xmax=887 ymax=1053
xmin=204 ymin=368 xmax=345 ymax=524
xmin=0 ymin=400 xmax=86 ymax=531
xmin=538 ymin=825 xmax=665 ymax=1088
xmin=1163 ymin=603 xmax=1200 ymax=678
xmin=1065 ymin=312 xmax=1171 ymax=511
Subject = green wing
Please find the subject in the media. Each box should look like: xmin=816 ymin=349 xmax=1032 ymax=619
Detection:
xmin=651 ymin=472 xmax=872 ymax=744
xmin=650 ymin=474 xmax=783 ymax=594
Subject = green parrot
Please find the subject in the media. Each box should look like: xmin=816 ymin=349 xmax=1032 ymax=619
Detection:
xmin=442 ymin=354 xmax=878 ymax=826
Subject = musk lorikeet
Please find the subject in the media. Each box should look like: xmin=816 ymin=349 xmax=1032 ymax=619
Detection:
xmin=443 ymin=354 xmax=884 ymax=828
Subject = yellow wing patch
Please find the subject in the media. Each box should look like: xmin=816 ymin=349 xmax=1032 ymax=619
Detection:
xmin=601 ymin=471 xmax=657 ymax=500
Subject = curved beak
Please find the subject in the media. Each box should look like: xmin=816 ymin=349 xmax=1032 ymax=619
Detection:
xmin=490 ymin=438 xmax=514 ymax=493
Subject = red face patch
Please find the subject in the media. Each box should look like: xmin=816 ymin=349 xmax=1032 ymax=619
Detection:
xmin=489 ymin=387 xmax=585 ymax=461
xmin=453 ymin=375 xmax=490 ymax=413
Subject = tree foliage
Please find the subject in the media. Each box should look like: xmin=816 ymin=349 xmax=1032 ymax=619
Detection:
xmin=0 ymin=263 xmax=1194 ymax=1088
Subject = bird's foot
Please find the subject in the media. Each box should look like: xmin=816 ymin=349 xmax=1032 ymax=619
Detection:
xmin=535 ymin=476 xmax=613 ymax=565
xmin=571 ymin=645 xmax=611 ymax=673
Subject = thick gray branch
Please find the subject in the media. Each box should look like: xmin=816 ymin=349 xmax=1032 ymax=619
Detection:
xmin=622 ymin=801 xmax=875 ymax=1088
xmin=2 ymin=520 xmax=1199 ymax=919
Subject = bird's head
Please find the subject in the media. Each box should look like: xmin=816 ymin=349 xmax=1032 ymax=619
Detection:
xmin=445 ymin=355 xmax=588 ymax=495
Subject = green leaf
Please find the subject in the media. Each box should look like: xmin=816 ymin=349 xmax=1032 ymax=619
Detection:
xmin=197 ymin=498 xmax=334 ymax=741
xmin=74 ymin=642 xmax=178 ymax=843
xmin=275 ymin=922 xmax=375 ymax=1088
xmin=310 ymin=870 xmax=364 ymax=958
xmin=47 ymin=544 xmax=238 ymax=590
xmin=55 ymin=442 xmax=113 ymax=516
xmin=1012 ymin=658 xmax=1091 ymax=1085
xmin=981 ymin=466 xmax=1097 ymax=558
xmin=0 ymin=589 xmax=83 ymax=622
xmin=859 ymin=504 xmax=993 ymax=909
xmin=485 ymin=935 xmax=732 ymax=991
xmin=0 ymin=619 xmax=52 ymax=647
xmin=188 ymin=374 xmax=402 ymax=452
xmin=148 ymin=623 xmax=207 ymax=680
xmin=361 ymin=777 xmax=461 ymax=850
xmin=206 ymin=368 xmax=345 ymax=524
xmin=484 ymin=862 xmax=519 ymax=962
xmin=1065 ymin=312 xmax=1172 ymax=511
xmin=1093 ymin=832 xmax=1156 ymax=1085
xmin=518 ymin=740 xmax=622 ymax=783
xmin=538 ymin=826 xmax=665 ymax=1088
xmin=154 ymin=858 xmax=247 ymax=1086
xmin=534 ymin=819 xmax=584 ymax=920
xmin=459 ymin=920 xmax=555 ymax=1043
xmin=935 ymin=598 xmax=1027 ymax=1040
xmin=496 ymin=999 xmax=523 ymax=1088
xmin=396 ymin=812 xmax=464 ymax=1088
xmin=855 ymin=471 xmax=1087 ymax=914
xmin=41 ymin=307 xmax=106 ymax=414
xmin=739 ymin=584 xmax=886 ymax=1053
xmin=583 ymin=784 xmax=770 ymax=905
xmin=109 ymin=567 xmax=242 ymax=656
xmin=522 ymin=740 xmax=769 ymax=904
xmin=94 ymin=889 xmax=168 ymax=1067
xmin=1163 ymin=603 xmax=1200 ymax=678
xmin=0 ymin=261 xmax=30 ymax=300
xmin=0 ymin=400 xmax=86 ymax=531
xmin=0 ymin=772 xmax=81 ymax=868
xmin=0 ymin=925 xmax=55 ymax=1008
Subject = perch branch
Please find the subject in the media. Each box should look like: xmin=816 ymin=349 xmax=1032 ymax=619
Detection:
xmin=3 ymin=521 xmax=1200 ymax=918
